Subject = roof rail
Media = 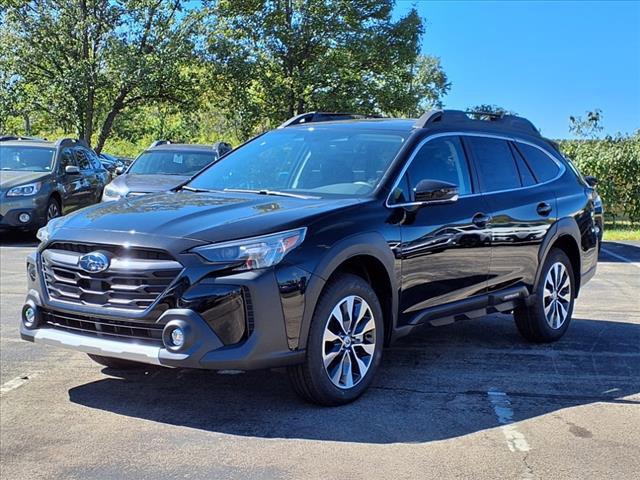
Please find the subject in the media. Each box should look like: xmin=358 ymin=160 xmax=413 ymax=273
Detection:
xmin=414 ymin=109 xmax=540 ymax=137
xmin=150 ymin=140 xmax=172 ymax=148
xmin=54 ymin=137 xmax=89 ymax=148
xmin=278 ymin=111 xmax=383 ymax=128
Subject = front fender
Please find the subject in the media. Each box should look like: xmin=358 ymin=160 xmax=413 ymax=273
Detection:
xmin=296 ymin=231 xmax=399 ymax=349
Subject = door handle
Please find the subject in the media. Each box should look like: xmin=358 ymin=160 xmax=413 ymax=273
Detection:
xmin=537 ymin=202 xmax=552 ymax=217
xmin=472 ymin=213 xmax=491 ymax=227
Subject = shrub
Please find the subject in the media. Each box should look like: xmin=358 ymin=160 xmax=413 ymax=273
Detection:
xmin=558 ymin=133 xmax=640 ymax=222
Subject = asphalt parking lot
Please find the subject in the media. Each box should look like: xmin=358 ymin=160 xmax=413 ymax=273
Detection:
xmin=1 ymin=232 xmax=638 ymax=479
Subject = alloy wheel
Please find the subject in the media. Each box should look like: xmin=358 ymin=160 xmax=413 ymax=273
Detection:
xmin=47 ymin=202 xmax=60 ymax=222
xmin=322 ymin=295 xmax=376 ymax=389
xmin=543 ymin=262 xmax=571 ymax=329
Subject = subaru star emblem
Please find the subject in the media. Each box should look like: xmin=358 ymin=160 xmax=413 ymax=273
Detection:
xmin=78 ymin=251 xmax=110 ymax=273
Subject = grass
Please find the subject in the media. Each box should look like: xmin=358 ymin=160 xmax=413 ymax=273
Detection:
xmin=603 ymin=220 xmax=640 ymax=241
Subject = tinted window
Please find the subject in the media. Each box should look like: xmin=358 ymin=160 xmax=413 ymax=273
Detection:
xmin=87 ymin=149 xmax=104 ymax=170
xmin=466 ymin=136 xmax=521 ymax=192
xmin=129 ymin=150 xmax=216 ymax=176
xmin=59 ymin=148 xmax=77 ymax=172
xmin=395 ymin=136 xmax=472 ymax=202
xmin=74 ymin=148 xmax=92 ymax=171
xmin=189 ymin=128 xmax=406 ymax=196
xmin=510 ymin=143 xmax=536 ymax=187
xmin=517 ymin=143 xmax=560 ymax=182
xmin=0 ymin=146 xmax=55 ymax=172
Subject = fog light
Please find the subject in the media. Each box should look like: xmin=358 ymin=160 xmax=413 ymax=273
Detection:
xmin=18 ymin=213 xmax=31 ymax=223
xmin=23 ymin=306 xmax=37 ymax=328
xmin=170 ymin=328 xmax=185 ymax=348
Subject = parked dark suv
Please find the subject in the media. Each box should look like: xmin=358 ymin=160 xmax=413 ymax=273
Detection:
xmin=1 ymin=136 xmax=109 ymax=231
xmin=20 ymin=111 xmax=600 ymax=405
xmin=101 ymin=141 xmax=233 ymax=201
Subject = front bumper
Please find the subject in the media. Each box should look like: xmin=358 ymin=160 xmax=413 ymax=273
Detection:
xmin=0 ymin=194 xmax=47 ymax=229
xmin=20 ymin=239 xmax=311 ymax=370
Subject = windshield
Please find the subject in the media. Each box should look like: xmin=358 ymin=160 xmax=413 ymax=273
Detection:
xmin=0 ymin=146 xmax=56 ymax=172
xmin=188 ymin=127 xmax=406 ymax=196
xmin=128 ymin=150 xmax=216 ymax=176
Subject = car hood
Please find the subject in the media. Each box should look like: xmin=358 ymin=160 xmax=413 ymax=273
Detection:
xmin=0 ymin=171 xmax=51 ymax=190
xmin=51 ymin=190 xmax=365 ymax=243
xmin=110 ymin=174 xmax=189 ymax=194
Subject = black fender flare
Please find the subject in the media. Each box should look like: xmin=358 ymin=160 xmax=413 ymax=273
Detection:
xmin=533 ymin=217 xmax=582 ymax=295
xmin=297 ymin=232 xmax=399 ymax=349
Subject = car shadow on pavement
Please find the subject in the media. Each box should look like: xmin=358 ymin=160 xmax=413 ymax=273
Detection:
xmin=68 ymin=315 xmax=640 ymax=444
xmin=0 ymin=230 xmax=38 ymax=247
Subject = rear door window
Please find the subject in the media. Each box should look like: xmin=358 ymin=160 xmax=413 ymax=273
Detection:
xmin=73 ymin=148 xmax=92 ymax=171
xmin=465 ymin=136 xmax=521 ymax=193
xmin=516 ymin=143 xmax=561 ymax=183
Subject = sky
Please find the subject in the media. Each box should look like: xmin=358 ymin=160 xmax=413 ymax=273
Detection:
xmin=393 ymin=0 xmax=640 ymax=139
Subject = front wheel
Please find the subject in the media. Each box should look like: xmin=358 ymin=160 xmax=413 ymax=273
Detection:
xmin=288 ymin=274 xmax=384 ymax=406
xmin=514 ymin=248 xmax=575 ymax=342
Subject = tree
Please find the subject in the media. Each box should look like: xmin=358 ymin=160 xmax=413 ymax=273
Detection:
xmin=466 ymin=104 xmax=517 ymax=120
xmin=205 ymin=0 xmax=449 ymax=138
xmin=1 ymin=0 xmax=200 ymax=152
xmin=569 ymin=109 xmax=604 ymax=139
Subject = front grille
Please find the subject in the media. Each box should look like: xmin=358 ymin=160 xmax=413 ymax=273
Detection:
xmin=48 ymin=242 xmax=173 ymax=260
xmin=41 ymin=245 xmax=182 ymax=311
xmin=42 ymin=309 xmax=163 ymax=345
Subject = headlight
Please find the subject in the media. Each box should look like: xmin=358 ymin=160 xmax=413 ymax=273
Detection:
xmin=36 ymin=216 xmax=62 ymax=243
xmin=7 ymin=182 xmax=42 ymax=197
xmin=192 ymin=228 xmax=307 ymax=271
xmin=102 ymin=184 xmax=126 ymax=201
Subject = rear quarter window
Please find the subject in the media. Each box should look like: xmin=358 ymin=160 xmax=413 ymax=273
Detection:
xmin=516 ymin=143 xmax=561 ymax=183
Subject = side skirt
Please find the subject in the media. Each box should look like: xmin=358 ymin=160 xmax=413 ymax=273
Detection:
xmin=391 ymin=285 xmax=530 ymax=342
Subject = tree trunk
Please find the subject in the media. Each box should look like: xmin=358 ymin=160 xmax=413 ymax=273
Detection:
xmin=23 ymin=113 xmax=31 ymax=135
xmin=95 ymin=90 xmax=127 ymax=154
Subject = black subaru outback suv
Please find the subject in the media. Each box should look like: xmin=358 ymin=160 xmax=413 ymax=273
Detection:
xmin=20 ymin=110 xmax=600 ymax=405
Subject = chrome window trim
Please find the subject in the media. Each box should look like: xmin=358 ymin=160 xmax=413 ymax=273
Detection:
xmin=385 ymin=131 xmax=566 ymax=208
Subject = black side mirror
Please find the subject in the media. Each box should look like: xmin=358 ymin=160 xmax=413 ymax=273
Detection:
xmin=115 ymin=166 xmax=125 ymax=175
xmin=413 ymin=179 xmax=459 ymax=204
xmin=584 ymin=175 xmax=598 ymax=187
xmin=65 ymin=165 xmax=80 ymax=175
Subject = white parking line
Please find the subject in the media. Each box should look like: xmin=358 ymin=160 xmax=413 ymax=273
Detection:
xmin=0 ymin=373 xmax=36 ymax=397
xmin=487 ymin=389 xmax=531 ymax=453
xmin=601 ymin=248 xmax=640 ymax=269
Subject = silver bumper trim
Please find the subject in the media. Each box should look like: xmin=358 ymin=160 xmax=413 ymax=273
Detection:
xmin=31 ymin=328 xmax=162 ymax=365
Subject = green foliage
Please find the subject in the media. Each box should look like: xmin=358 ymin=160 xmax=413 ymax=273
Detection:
xmin=206 ymin=0 xmax=449 ymax=138
xmin=559 ymin=132 xmax=640 ymax=222
xmin=1 ymin=0 xmax=201 ymax=151
xmin=466 ymin=104 xmax=517 ymax=120
xmin=569 ymin=109 xmax=603 ymax=139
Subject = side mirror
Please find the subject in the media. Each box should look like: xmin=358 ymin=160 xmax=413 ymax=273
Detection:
xmin=115 ymin=166 xmax=125 ymax=175
xmin=413 ymin=179 xmax=459 ymax=204
xmin=584 ymin=175 xmax=598 ymax=187
xmin=65 ymin=165 xmax=80 ymax=175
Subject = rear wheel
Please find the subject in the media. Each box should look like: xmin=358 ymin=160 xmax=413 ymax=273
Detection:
xmin=288 ymin=274 xmax=383 ymax=406
xmin=514 ymin=248 xmax=575 ymax=342
xmin=87 ymin=354 xmax=147 ymax=370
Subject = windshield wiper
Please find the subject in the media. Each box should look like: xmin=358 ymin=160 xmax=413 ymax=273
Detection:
xmin=180 ymin=185 xmax=217 ymax=193
xmin=223 ymin=188 xmax=319 ymax=200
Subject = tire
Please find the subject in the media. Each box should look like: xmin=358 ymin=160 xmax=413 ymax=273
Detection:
xmin=87 ymin=354 xmax=147 ymax=370
xmin=514 ymin=248 xmax=575 ymax=343
xmin=287 ymin=274 xmax=384 ymax=406
xmin=45 ymin=197 xmax=61 ymax=224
